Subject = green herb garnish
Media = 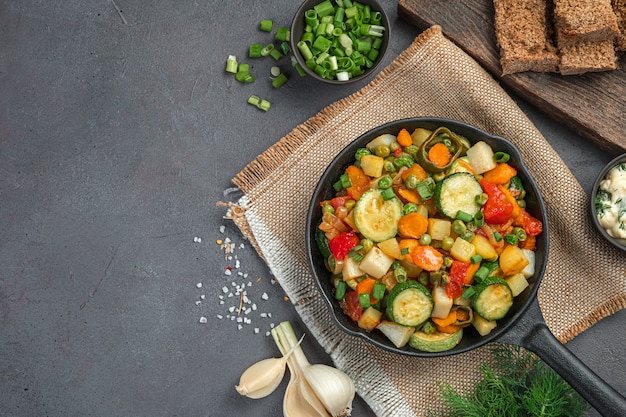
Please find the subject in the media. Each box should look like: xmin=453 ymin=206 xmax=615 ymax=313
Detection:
xmin=428 ymin=345 xmax=589 ymax=417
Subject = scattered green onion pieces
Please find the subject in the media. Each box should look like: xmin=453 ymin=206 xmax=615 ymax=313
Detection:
xmin=269 ymin=48 xmax=284 ymax=61
xmin=275 ymin=27 xmax=290 ymax=41
xmin=470 ymin=254 xmax=483 ymax=264
xmin=493 ymin=231 xmax=503 ymax=242
xmin=260 ymin=19 xmax=273 ymax=32
xmin=249 ymin=43 xmax=263 ymax=58
xmin=314 ymin=0 xmax=335 ymax=17
xmin=403 ymin=203 xmax=418 ymax=215
xmin=474 ymin=211 xmax=485 ymax=227
xmin=271 ymin=73 xmax=288 ymax=88
xmin=340 ymin=173 xmax=351 ymax=189
xmin=225 ymin=55 xmax=238 ymax=73
xmin=247 ymin=95 xmax=270 ymax=112
xmin=261 ymin=44 xmax=275 ymax=57
xmin=504 ymin=233 xmax=518 ymax=245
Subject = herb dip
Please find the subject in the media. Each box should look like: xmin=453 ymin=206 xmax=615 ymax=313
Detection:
xmin=595 ymin=163 xmax=626 ymax=243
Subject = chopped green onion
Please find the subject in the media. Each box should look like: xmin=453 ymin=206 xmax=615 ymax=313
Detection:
xmin=335 ymin=280 xmax=347 ymax=300
xmin=314 ymin=0 xmax=335 ymax=17
xmin=380 ymin=187 xmax=396 ymax=201
xmin=474 ymin=212 xmax=485 ymax=227
xmin=305 ymin=9 xmax=318 ymax=27
xmin=280 ymin=41 xmax=291 ymax=55
xmin=470 ymin=254 xmax=483 ymax=264
xmin=494 ymin=152 xmax=510 ymax=163
xmin=403 ymin=203 xmax=418 ymax=215
xmin=377 ymin=176 xmax=392 ymax=189
xmin=359 ymin=293 xmax=370 ymax=308
xmin=360 ymin=24 xmax=385 ymax=37
xmin=259 ymin=19 xmax=273 ymax=32
xmin=513 ymin=226 xmax=527 ymax=241
xmin=225 ymin=55 xmax=238 ymax=73
xmin=504 ymin=233 xmax=518 ymax=245
xmin=249 ymin=43 xmax=263 ymax=58
xmin=275 ymin=27 xmax=290 ymax=41
xmin=372 ymin=282 xmax=386 ymax=300
xmin=291 ymin=55 xmax=308 ymax=77
xmin=462 ymin=286 xmax=477 ymax=299
xmin=493 ymin=231 xmax=503 ymax=242
xmin=455 ymin=210 xmax=473 ymax=223
xmin=461 ymin=230 xmax=475 ymax=242
xmin=340 ymin=173 xmax=351 ymax=189
xmin=297 ymin=41 xmax=314 ymax=60
xmin=270 ymin=66 xmax=281 ymax=77
xmin=271 ymin=72 xmax=288 ymax=88
xmin=247 ymin=95 xmax=270 ymax=111
xmin=269 ymin=48 xmax=284 ymax=61
xmin=260 ymin=44 xmax=275 ymax=57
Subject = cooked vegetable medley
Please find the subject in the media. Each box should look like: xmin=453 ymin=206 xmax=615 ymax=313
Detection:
xmin=317 ymin=126 xmax=543 ymax=352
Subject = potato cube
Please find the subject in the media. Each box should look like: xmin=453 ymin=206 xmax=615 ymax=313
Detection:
xmin=471 ymin=234 xmax=498 ymax=262
xmin=499 ymin=245 xmax=529 ymax=276
xmin=359 ymin=247 xmax=394 ymax=279
xmin=450 ymin=237 xmax=476 ymax=263
xmin=505 ymin=273 xmax=529 ymax=297
xmin=428 ymin=218 xmax=452 ymax=241
xmin=360 ymin=154 xmax=384 ymax=178
xmin=472 ymin=314 xmax=497 ymax=336
xmin=466 ymin=141 xmax=497 ymax=174
xmin=399 ymin=259 xmax=423 ymax=278
xmin=520 ymin=249 xmax=535 ymax=278
xmin=431 ymin=286 xmax=453 ymax=319
xmin=342 ymin=257 xmax=364 ymax=281
xmin=377 ymin=238 xmax=402 ymax=260
xmin=376 ymin=320 xmax=415 ymax=347
xmin=358 ymin=306 xmax=383 ymax=332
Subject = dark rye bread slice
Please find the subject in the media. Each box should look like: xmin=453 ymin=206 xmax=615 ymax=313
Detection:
xmin=613 ymin=0 xmax=626 ymax=51
xmin=493 ymin=0 xmax=560 ymax=75
xmin=553 ymin=0 xmax=619 ymax=46
xmin=559 ymin=38 xmax=619 ymax=74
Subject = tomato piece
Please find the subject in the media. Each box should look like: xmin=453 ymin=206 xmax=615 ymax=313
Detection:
xmin=520 ymin=208 xmax=543 ymax=236
xmin=447 ymin=260 xmax=469 ymax=298
xmin=330 ymin=196 xmax=351 ymax=210
xmin=343 ymin=290 xmax=363 ymax=322
xmin=479 ymin=179 xmax=514 ymax=224
xmin=328 ymin=231 xmax=360 ymax=260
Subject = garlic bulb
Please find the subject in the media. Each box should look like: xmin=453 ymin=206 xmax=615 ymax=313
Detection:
xmin=235 ymin=335 xmax=303 ymax=399
xmin=272 ymin=321 xmax=355 ymax=417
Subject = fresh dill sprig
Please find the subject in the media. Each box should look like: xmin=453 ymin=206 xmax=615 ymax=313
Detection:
xmin=429 ymin=344 xmax=589 ymax=417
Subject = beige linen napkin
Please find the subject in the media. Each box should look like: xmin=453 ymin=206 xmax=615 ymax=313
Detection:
xmin=224 ymin=26 xmax=626 ymax=416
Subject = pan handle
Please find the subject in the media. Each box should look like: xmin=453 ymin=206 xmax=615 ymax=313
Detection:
xmin=497 ymin=297 xmax=626 ymax=416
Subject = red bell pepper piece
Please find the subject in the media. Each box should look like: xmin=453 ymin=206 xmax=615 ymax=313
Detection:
xmin=519 ymin=208 xmax=543 ymax=236
xmin=479 ymin=179 xmax=514 ymax=224
xmin=328 ymin=231 xmax=360 ymax=260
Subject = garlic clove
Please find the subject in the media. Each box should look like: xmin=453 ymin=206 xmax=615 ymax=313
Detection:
xmin=283 ymin=372 xmax=330 ymax=417
xmin=302 ymin=364 xmax=355 ymax=417
xmin=235 ymin=357 xmax=287 ymax=399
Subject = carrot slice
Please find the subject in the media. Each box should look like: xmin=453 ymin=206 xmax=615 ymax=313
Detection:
xmin=398 ymin=239 xmax=419 ymax=261
xmin=356 ymin=277 xmax=376 ymax=295
xmin=483 ymin=163 xmax=517 ymax=185
xmin=397 ymin=213 xmax=428 ymax=239
xmin=427 ymin=142 xmax=451 ymax=167
xmin=397 ymin=128 xmax=413 ymax=147
xmin=400 ymin=163 xmax=428 ymax=182
xmin=410 ymin=245 xmax=443 ymax=271
xmin=345 ymin=165 xmax=370 ymax=200
xmin=396 ymin=187 xmax=421 ymax=204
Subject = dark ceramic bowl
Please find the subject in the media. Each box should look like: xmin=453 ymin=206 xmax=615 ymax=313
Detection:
xmin=290 ymin=0 xmax=390 ymax=84
xmin=589 ymin=153 xmax=626 ymax=251
xmin=305 ymin=117 xmax=549 ymax=357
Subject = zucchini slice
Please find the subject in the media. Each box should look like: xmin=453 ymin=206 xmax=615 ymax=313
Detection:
xmin=353 ymin=188 xmax=403 ymax=242
xmin=434 ymin=172 xmax=483 ymax=219
xmin=472 ymin=277 xmax=513 ymax=321
xmin=386 ymin=281 xmax=433 ymax=327
xmin=409 ymin=329 xmax=463 ymax=352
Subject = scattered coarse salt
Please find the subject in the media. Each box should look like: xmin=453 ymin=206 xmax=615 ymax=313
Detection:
xmin=236 ymin=317 xmax=243 ymax=323
xmin=254 ymin=328 xmax=259 ymax=334
xmin=235 ymin=259 xmax=240 ymax=269
xmin=195 ymin=300 xmax=201 ymax=306
xmin=228 ymin=306 xmax=236 ymax=313
xmin=270 ymin=323 xmax=275 ymax=328
xmin=265 ymin=331 xmax=271 ymax=337
xmin=238 ymin=324 xmax=243 ymax=330
xmin=224 ymin=269 xmax=232 ymax=276
xmin=239 ymin=243 xmax=245 ymax=249
xmin=194 ymin=236 xmax=202 ymax=243
xmin=220 ymin=225 xmax=225 ymax=233
xmin=200 ymin=294 xmax=205 ymax=300
xmin=222 ymin=286 xmax=228 ymax=293
xmin=260 ymin=312 xmax=268 ymax=318
xmin=199 ymin=317 xmax=207 ymax=323
xmin=251 ymin=303 xmax=257 ymax=311
xmin=261 ymin=292 xmax=269 ymax=300
xmin=217 ymin=314 xmax=223 ymax=319
xmin=196 ymin=282 xmax=202 ymax=289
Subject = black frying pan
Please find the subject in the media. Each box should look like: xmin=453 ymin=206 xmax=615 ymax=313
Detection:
xmin=305 ymin=117 xmax=626 ymax=416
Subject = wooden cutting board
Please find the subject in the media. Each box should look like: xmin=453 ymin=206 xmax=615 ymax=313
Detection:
xmin=398 ymin=0 xmax=626 ymax=155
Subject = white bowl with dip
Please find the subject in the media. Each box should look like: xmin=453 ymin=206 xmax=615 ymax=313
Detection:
xmin=590 ymin=153 xmax=626 ymax=251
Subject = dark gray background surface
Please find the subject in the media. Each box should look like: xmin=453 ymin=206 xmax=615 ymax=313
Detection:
xmin=1 ymin=1 xmax=624 ymax=416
